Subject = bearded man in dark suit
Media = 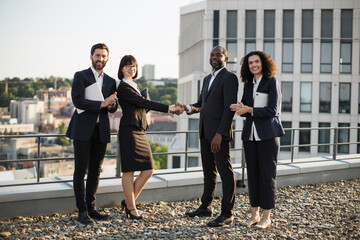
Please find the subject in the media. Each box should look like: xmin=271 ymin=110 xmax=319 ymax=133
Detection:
xmin=66 ymin=43 xmax=118 ymax=225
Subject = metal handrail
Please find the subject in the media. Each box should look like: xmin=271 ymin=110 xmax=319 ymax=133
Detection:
xmin=0 ymin=126 xmax=359 ymax=187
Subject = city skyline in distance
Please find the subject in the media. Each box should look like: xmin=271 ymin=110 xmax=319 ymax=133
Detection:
xmin=0 ymin=0 xmax=199 ymax=81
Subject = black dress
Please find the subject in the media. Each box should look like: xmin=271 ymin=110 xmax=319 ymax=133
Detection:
xmin=117 ymin=80 xmax=168 ymax=172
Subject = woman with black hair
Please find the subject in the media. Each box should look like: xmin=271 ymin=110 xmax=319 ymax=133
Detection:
xmin=230 ymin=51 xmax=284 ymax=229
xmin=117 ymin=55 xmax=181 ymax=219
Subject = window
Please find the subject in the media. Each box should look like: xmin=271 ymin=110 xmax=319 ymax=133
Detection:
xmin=301 ymin=10 xmax=313 ymax=73
xmin=281 ymin=121 xmax=292 ymax=151
xmin=282 ymin=10 xmax=294 ymax=73
xmin=338 ymin=123 xmax=350 ymax=154
xmin=227 ymin=10 xmax=237 ymax=38
xmin=299 ymin=122 xmax=311 ymax=152
xmin=264 ymin=10 xmax=275 ymax=58
xmin=172 ymin=156 xmax=180 ymax=168
xmin=340 ymin=10 xmax=353 ymax=74
xmin=245 ymin=10 xmax=256 ymax=54
xmin=320 ymin=10 xmax=333 ymax=73
xmin=318 ymin=122 xmax=330 ymax=153
xmin=264 ymin=41 xmax=275 ymax=59
xmin=213 ymin=10 xmax=220 ymax=47
xmin=320 ymin=42 xmax=332 ymax=73
xmin=301 ymin=42 xmax=313 ymax=73
xmin=188 ymin=157 xmax=198 ymax=168
xmin=188 ymin=119 xmax=199 ymax=148
xmin=340 ymin=42 xmax=352 ymax=73
xmin=339 ymin=83 xmax=351 ymax=114
xmin=319 ymin=83 xmax=331 ymax=113
xmin=281 ymin=82 xmax=293 ymax=112
xmin=300 ymin=82 xmax=312 ymax=112
xmin=227 ymin=10 xmax=238 ymax=70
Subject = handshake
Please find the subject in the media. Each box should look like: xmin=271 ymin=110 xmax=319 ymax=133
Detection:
xmin=168 ymin=103 xmax=188 ymax=115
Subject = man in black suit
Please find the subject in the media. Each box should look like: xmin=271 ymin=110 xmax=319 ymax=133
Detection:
xmin=183 ymin=46 xmax=238 ymax=227
xmin=66 ymin=43 xmax=118 ymax=225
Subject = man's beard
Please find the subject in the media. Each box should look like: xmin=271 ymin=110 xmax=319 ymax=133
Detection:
xmin=211 ymin=60 xmax=224 ymax=70
xmin=92 ymin=60 xmax=106 ymax=71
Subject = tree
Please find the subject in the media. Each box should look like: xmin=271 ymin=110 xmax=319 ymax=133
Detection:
xmin=55 ymin=122 xmax=69 ymax=146
xmin=149 ymin=140 xmax=168 ymax=170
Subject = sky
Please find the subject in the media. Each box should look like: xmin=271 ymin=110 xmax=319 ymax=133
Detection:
xmin=0 ymin=0 xmax=200 ymax=80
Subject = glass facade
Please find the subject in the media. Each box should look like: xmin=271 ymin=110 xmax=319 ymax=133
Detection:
xmin=301 ymin=10 xmax=313 ymax=73
xmin=321 ymin=10 xmax=333 ymax=73
xmin=245 ymin=10 xmax=256 ymax=54
xmin=340 ymin=10 xmax=353 ymax=73
xmin=318 ymin=122 xmax=330 ymax=153
xmin=281 ymin=121 xmax=292 ymax=151
xmin=338 ymin=123 xmax=350 ymax=154
xmin=188 ymin=156 xmax=198 ymax=168
xmin=213 ymin=10 xmax=219 ymax=47
xmin=300 ymin=82 xmax=312 ymax=112
xmin=282 ymin=10 xmax=294 ymax=73
xmin=339 ymin=83 xmax=351 ymax=114
xmin=227 ymin=10 xmax=237 ymax=71
xmin=319 ymin=82 xmax=331 ymax=113
xmin=299 ymin=122 xmax=311 ymax=152
xmin=264 ymin=10 xmax=275 ymax=58
xmin=172 ymin=156 xmax=180 ymax=168
xmin=281 ymin=82 xmax=293 ymax=112
xmin=188 ymin=119 xmax=199 ymax=148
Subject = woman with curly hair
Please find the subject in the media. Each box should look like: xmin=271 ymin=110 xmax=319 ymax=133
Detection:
xmin=230 ymin=51 xmax=284 ymax=229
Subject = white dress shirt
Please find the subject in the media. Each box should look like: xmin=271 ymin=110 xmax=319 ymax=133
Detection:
xmin=187 ymin=67 xmax=224 ymax=113
xmin=122 ymin=78 xmax=141 ymax=95
xmin=249 ymin=75 xmax=263 ymax=141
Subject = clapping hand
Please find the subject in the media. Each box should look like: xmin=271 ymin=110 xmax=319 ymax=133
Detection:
xmin=230 ymin=101 xmax=252 ymax=116
xmin=101 ymin=92 xmax=118 ymax=108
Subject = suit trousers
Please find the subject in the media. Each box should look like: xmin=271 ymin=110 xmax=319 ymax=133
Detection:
xmin=73 ymin=126 xmax=107 ymax=212
xmin=200 ymin=137 xmax=235 ymax=217
xmin=243 ymin=137 xmax=279 ymax=209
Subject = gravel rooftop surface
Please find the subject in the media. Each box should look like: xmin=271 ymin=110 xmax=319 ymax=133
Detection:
xmin=0 ymin=179 xmax=359 ymax=239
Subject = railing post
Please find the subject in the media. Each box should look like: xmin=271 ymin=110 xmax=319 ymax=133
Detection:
xmin=37 ymin=136 xmax=41 ymax=182
xmin=184 ymin=131 xmax=189 ymax=171
xmin=333 ymin=127 xmax=338 ymax=160
xmin=290 ymin=129 xmax=295 ymax=163
xmin=236 ymin=146 xmax=246 ymax=188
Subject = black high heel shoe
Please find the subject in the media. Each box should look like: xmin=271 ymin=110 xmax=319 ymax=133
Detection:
xmin=125 ymin=208 xmax=143 ymax=220
xmin=121 ymin=199 xmax=126 ymax=212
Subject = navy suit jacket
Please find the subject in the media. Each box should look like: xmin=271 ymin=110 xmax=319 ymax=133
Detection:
xmin=240 ymin=77 xmax=284 ymax=142
xmin=189 ymin=68 xmax=238 ymax=141
xmin=117 ymin=80 xmax=169 ymax=131
xmin=66 ymin=68 xmax=118 ymax=143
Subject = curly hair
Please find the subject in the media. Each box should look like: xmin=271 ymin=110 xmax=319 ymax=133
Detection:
xmin=240 ymin=51 xmax=277 ymax=83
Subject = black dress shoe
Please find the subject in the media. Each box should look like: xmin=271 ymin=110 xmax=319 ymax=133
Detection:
xmin=88 ymin=209 xmax=110 ymax=220
xmin=185 ymin=207 xmax=212 ymax=218
xmin=207 ymin=215 xmax=234 ymax=227
xmin=78 ymin=211 xmax=94 ymax=225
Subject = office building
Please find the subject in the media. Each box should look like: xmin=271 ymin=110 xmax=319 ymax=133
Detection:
xmin=172 ymin=0 xmax=360 ymax=169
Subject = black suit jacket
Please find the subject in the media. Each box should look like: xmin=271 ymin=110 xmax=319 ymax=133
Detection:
xmin=240 ymin=77 xmax=284 ymax=142
xmin=117 ymin=80 xmax=169 ymax=131
xmin=189 ymin=68 xmax=238 ymax=141
xmin=66 ymin=68 xmax=118 ymax=143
